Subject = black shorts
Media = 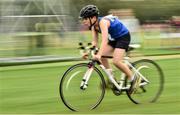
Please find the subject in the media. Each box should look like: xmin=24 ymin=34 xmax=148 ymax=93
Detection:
xmin=108 ymin=32 xmax=131 ymax=52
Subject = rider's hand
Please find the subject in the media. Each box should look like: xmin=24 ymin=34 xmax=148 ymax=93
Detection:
xmin=93 ymin=54 xmax=101 ymax=61
xmin=82 ymin=52 xmax=89 ymax=59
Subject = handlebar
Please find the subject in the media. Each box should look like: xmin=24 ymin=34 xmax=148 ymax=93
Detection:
xmin=78 ymin=42 xmax=98 ymax=58
xmin=78 ymin=42 xmax=113 ymax=59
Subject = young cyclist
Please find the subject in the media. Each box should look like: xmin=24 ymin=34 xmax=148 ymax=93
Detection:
xmin=79 ymin=5 xmax=138 ymax=94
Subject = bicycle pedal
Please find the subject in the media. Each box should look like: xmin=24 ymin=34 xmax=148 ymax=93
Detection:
xmin=111 ymin=84 xmax=122 ymax=96
xmin=113 ymin=89 xmax=121 ymax=96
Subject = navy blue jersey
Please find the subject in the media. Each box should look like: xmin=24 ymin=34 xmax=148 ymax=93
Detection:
xmin=98 ymin=15 xmax=129 ymax=41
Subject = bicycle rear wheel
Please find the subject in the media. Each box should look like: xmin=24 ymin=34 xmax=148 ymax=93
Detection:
xmin=126 ymin=59 xmax=164 ymax=104
xmin=59 ymin=63 xmax=106 ymax=111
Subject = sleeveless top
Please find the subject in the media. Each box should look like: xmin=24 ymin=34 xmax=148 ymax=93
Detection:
xmin=97 ymin=15 xmax=129 ymax=41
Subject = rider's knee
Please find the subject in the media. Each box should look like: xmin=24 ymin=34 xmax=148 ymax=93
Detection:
xmin=112 ymin=58 xmax=123 ymax=66
xmin=101 ymin=58 xmax=108 ymax=62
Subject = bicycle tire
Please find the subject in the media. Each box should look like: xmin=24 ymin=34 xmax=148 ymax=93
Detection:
xmin=125 ymin=59 xmax=164 ymax=104
xmin=59 ymin=63 xmax=106 ymax=111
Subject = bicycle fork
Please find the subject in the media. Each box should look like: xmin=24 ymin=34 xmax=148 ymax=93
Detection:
xmin=80 ymin=67 xmax=93 ymax=90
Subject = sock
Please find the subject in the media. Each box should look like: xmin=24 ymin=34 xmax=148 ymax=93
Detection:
xmin=129 ymin=76 xmax=134 ymax=82
xmin=106 ymin=68 xmax=113 ymax=75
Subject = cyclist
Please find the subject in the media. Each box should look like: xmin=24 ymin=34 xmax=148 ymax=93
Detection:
xmin=79 ymin=5 xmax=138 ymax=94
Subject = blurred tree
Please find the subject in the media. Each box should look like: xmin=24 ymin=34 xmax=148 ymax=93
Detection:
xmin=69 ymin=0 xmax=180 ymax=24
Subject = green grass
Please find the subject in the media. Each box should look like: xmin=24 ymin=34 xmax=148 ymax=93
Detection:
xmin=0 ymin=58 xmax=180 ymax=114
xmin=136 ymin=48 xmax=180 ymax=56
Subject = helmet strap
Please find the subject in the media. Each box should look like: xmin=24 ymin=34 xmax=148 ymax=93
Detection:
xmin=88 ymin=17 xmax=97 ymax=30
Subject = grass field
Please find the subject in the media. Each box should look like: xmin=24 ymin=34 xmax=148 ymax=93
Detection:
xmin=0 ymin=58 xmax=180 ymax=114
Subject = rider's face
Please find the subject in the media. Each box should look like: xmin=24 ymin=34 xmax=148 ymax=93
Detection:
xmin=81 ymin=16 xmax=97 ymax=27
xmin=82 ymin=18 xmax=90 ymax=26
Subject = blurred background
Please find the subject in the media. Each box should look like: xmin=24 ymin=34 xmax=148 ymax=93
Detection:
xmin=0 ymin=0 xmax=180 ymax=59
xmin=0 ymin=0 xmax=180 ymax=114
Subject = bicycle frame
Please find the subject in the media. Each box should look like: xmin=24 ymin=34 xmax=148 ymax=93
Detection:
xmin=80 ymin=56 xmax=150 ymax=92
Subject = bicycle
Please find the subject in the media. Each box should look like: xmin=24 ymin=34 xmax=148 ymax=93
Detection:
xmin=59 ymin=42 xmax=164 ymax=111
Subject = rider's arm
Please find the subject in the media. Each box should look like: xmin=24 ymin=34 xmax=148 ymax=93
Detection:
xmin=91 ymin=26 xmax=98 ymax=47
xmin=98 ymin=19 xmax=110 ymax=56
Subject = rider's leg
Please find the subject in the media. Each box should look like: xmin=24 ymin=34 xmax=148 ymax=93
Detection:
xmin=100 ymin=45 xmax=124 ymax=95
xmin=99 ymin=44 xmax=114 ymax=69
xmin=112 ymin=48 xmax=133 ymax=81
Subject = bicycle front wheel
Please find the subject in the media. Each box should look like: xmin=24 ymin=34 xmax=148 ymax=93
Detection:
xmin=59 ymin=63 xmax=106 ymax=111
xmin=126 ymin=59 xmax=164 ymax=104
